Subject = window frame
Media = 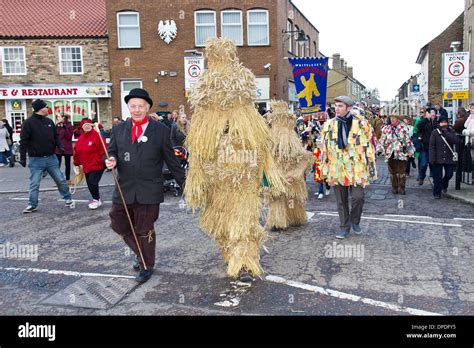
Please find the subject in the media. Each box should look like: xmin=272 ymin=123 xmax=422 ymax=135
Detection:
xmin=117 ymin=11 xmax=141 ymax=49
xmin=247 ymin=9 xmax=270 ymax=46
xmin=194 ymin=10 xmax=217 ymax=47
xmin=287 ymin=19 xmax=293 ymax=53
xmin=58 ymin=46 xmax=84 ymax=75
xmin=221 ymin=10 xmax=243 ymax=46
xmin=294 ymin=25 xmax=300 ymax=56
xmin=2 ymin=46 xmax=27 ymax=76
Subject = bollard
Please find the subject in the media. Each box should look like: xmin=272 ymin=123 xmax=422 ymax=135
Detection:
xmin=455 ymin=135 xmax=464 ymax=190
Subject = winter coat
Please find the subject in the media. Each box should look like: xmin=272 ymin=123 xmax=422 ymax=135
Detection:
xmin=20 ymin=113 xmax=63 ymax=161
xmin=55 ymin=122 xmax=74 ymax=155
xmin=377 ymin=122 xmax=415 ymax=162
xmin=108 ymin=117 xmax=186 ymax=204
xmin=429 ymin=127 xmax=459 ymax=165
xmin=73 ymin=130 xmax=107 ymax=174
xmin=415 ymin=117 xmax=437 ymax=151
xmin=462 ymin=115 xmax=474 ymax=145
xmin=320 ymin=114 xmax=378 ymax=187
xmin=170 ymin=122 xmax=187 ymax=147
xmin=0 ymin=127 xmax=9 ymax=152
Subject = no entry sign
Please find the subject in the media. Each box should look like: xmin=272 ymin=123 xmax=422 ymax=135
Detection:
xmin=443 ymin=52 xmax=470 ymax=94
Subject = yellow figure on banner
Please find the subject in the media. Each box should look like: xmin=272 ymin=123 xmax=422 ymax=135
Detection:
xmin=297 ymin=73 xmax=320 ymax=107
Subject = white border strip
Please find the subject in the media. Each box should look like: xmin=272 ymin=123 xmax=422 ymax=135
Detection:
xmin=0 ymin=266 xmax=135 ymax=279
xmin=317 ymin=213 xmax=462 ymax=227
xmin=266 ymin=275 xmax=442 ymax=316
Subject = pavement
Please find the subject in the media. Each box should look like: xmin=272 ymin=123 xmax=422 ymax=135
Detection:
xmin=0 ymin=159 xmax=473 ymax=316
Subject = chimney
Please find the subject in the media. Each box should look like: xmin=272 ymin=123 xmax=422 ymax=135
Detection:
xmin=340 ymin=58 xmax=345 ymax=72
xmin=343 ymin=61 xmax=348 ymax=73
xmin=332 ymin=53 xmax=341 ymax=70
xmin=347 ymin=66 xmax=353 ymax=77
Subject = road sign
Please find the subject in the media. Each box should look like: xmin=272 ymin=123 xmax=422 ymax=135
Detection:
xmin=444 ymin=91 xmax=469 ymax=100
xmin=184 ymin=56 xmax=204 ymax=97
xmin=412 ymin=84 xmax=420 ymax=93
xmin=442 ymin=52 xmax=470 ymax=94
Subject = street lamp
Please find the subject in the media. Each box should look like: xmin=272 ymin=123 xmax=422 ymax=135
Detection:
xmin=282 ymin=28 xmax=308 ymax=47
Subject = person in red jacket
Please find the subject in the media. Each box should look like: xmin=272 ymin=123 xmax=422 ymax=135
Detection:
xmin=73 ymin=119 xmax=107 ymax=209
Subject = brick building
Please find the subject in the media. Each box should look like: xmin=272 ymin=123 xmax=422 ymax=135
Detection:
xmin=326 ymin=53 xmax=367 ymax=104
xmin=464 ymin=0 xmax=474 ymax=105
xmin=105 ymin=0 xmax=320 ymax=119
xmin=416 ymin=13 xmax=464 ymax=113
xmin=0 ymin=0 xmax=112 ymax=141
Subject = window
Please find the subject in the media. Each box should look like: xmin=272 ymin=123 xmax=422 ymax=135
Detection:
xmin=221 ymin=10 xmax=243 ymax=45
xmin=121 ymin=80 xmax=143 ymax=119
xmin=248 ymin=9 xmax=269 ymax=46
xmin=314 ymin=41 xmax=317 ymax=57
xmin=306 ymin=36 xmax=310 ymax=56
xmin=287 ymin=20 xmax=293 ymax=53
xmin=59 ymin=46 xmax=83 ymax=74
xmin=294 ymin=25 xmax=299 ymax=56
xmin=2 ymin=47 xmax=26 ymax=75
xmin=117 ymin=12 xmax=141 ymax=48
xmin=195 ymin=11 xmax=216 ymax=47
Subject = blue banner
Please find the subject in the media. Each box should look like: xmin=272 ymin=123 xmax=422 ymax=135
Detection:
xmin=289 ymin=57 xmax=329 ymax=114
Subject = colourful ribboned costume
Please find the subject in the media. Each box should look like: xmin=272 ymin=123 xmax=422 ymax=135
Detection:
xmin=320 ymin=115 xmax=378 ymax=187
xmin=264 ymin=100 xmax=313 ymax=230
xmin=184 ymin=38 xmax=286 ymax=278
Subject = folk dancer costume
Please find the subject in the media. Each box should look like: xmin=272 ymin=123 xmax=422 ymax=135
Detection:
xmin=184 ymin=38 xmax=286 ymax=282
xmin=377 ymin=117 xmax=415 ymax=195
xmin=108 ymin=88 xmax=185 ymax=283
xmin=264 ymin=100 xmax=313 ymax=231
xmin=320 ymin=96 xmax=377 ymax=239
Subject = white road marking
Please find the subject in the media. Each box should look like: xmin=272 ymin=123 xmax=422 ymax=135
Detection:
xmin=265 ymin=275 xmax=442 ymax=316
xmin=306 ymin=212 xmax=315 ymax=220
xmin=0 ymin=266 xmax=136 ymax=280
xmin=384 ymin=214 xmax=433 ymax=219
xmin=453 ymin=218 xmax=474 ymax=221
xmin=317 ymin=212 xmax=462 ymax=227
xmin=9 ymin=197 xmax=113 ymax=204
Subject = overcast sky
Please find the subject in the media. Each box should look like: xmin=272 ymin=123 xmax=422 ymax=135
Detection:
xmin=292 ymin=0 xmax=466 ymax=101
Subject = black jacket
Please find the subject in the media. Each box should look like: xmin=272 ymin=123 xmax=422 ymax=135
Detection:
xmin=170 ymin=123 xmax=186 ymax=147
xmin=108 ymin=118 xmax=185 ymax=204
xmin=429 ymin=127 xmax=459 ymax=165
xmin=416 ymin=117 xmax=437 ymax=150
xmin=19 ymin=113 xmax=63 ymax=161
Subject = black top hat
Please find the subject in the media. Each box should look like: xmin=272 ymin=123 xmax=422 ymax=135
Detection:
xmin=124 ymin=88 xmax=153 ymax=108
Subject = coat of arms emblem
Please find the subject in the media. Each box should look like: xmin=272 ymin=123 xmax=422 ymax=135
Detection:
xmin=158 ymin=20 xmax=177 ymax=44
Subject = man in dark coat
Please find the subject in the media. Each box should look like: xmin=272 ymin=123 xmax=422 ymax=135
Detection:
xmin=19 ymin=99 xmax=72 ymax=213
xmin=415 ymin=109 xmax=438 ymax=185
xmin=106 ymin=88 xmax=185 ymax=283
xmin=429 ymin=116 xmax=459 ymax=199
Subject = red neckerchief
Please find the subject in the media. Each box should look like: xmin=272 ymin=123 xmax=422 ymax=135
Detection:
xmin=131 ymin=116 xmax=149 ymax=143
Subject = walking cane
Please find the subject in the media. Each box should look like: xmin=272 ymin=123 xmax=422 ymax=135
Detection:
xmin=94 ymin=124 xmax=148 ymax=271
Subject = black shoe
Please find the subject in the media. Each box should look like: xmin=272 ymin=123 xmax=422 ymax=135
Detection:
xmin=42 ymin=170 xmax=48 ymax=178
xmin=434 ymin=195 xmax=441 ymax=199
xmin=238 ymin=270 xmax=254 ymax=283
xmin=418 ymin=179 xmax=424 ymax=186
xmin=392 ymin=188 xmax=398 ymax=194
xmin=442 ymin=188 xmax=447 ymax=194
xmin=412 ymin=162 xmax=416 ymax=169
xmin=135 ymin=269 xmax=154 ymax=283
xmin=132 ymin=256 xmax=140 ymax=271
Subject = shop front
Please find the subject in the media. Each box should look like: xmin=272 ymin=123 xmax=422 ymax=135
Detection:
xmin=0 ymin=84 xmax=112 ymax=141
xmin=255 ymin=77 xmax=270 ymax=115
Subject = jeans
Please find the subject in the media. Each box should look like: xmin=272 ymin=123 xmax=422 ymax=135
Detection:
xmin=28 ymin=155 xmax=71 ymax=207
xmin=418 ymin=151 xmax=429 ymax=180
xmin=318 ymin=181 xmax=330 ymax=194
xmin=431 ymin=164 xmax=455 ymax=197
xmin=0 ymin=150 xmax=8 ymax=164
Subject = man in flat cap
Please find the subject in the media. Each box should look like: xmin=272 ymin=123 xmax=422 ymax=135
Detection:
xmin=320 ymin=96 xmax=377 ymax=239
xmin=106 ymin=88 xmax=185 ymax=283
xmin=19 ymin=99 xmax=73 ymax=213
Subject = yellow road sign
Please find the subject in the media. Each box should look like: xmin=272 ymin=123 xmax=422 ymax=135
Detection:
xmin=444 ymin=91 xmax=469 ymax=100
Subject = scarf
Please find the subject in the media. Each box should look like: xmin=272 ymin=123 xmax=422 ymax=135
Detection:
xmin=131 ymin=116 xmax=149 ymax=143
xmin=336 ymin=112 xmax=353 ymax=150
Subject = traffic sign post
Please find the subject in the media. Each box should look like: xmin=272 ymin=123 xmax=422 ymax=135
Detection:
xmin=442 ymin=51 xmax=470 ymax=123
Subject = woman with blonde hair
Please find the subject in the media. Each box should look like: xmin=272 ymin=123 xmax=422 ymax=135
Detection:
xmin=171 ymin=113 xmax=189 ymax=147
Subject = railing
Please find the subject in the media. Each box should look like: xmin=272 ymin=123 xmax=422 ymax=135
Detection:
xmin=455 ymin=134 xmax=473 ymax=189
